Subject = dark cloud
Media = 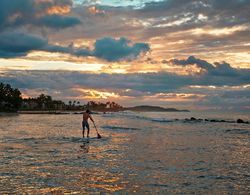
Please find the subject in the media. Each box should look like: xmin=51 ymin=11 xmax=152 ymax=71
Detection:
xmin=169 ymin=56 xmax=242 ymax=77
xmin=37 ymin=15 xmax=81 ymax=28
xmin=45 ymin=37 xmax=150 ymax=61
xmin=169 ymin=56 xmax=215 ymax=72
xmin=92 ymin=37 xmax=150 ymax=61
xmin=0 ymin=0 xmax=149 ymax=61
xmin=0 ymin=33 xmax=149 ymax=61
xmin=0 ymin=0 xmax=80 ymax=29
xmin=211 ymin=0 xmax=250 ymax=11
xmin=0 ymin=32 xmax=47 ymax=58
xmin=0 ymin=0 xmax=33 ymax=28
xmin=43 ymin=37 xmax=150 ymax=61
xmin=141 ymin=0 xmax=190 ymax=14
xmin=140 ymin=0 xmax=250 ymax=25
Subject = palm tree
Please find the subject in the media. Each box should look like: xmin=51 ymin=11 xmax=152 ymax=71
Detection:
xmin=0 ymin=82 xmax=22 ymax=112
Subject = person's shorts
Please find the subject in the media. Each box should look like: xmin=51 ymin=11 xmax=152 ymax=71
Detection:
xmin=82 ymin=121 xmax=90 ymax=130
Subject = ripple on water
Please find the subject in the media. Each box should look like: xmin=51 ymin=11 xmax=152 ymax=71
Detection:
xmin=224 ymin=128 xmax=250 ymax=135
xmin=0 ymin=113 xmax=249 ymax=194
xmin=102 ymin=125 xmax=140 ymax=131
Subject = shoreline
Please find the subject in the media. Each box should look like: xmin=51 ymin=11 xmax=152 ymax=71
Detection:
xmin=1 ymin=111 xmax=249 ymax=124
xmin=16 ymin=109 xmax=190 ymax=114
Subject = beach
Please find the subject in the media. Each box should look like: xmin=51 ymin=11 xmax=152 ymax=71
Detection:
xmin=0 ymin=111 xmax=249 ymax=193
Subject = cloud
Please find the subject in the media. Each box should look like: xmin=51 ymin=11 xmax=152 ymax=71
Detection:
xmin=1 ymin=59 xmax=249 ymax=94
xmin=169 ymin=56 xmax=241 ymax=77
xmin=140 ymin=0 xmax=250 ymax=24
xmin=92 ymin=37 xmax=150 ymax=61
xmin=1 ymin=68 xmax=249 ymax=110
xmin=0 ymin=0 xmax=81 ymax=62
xmin=33 ymin=37 xmax=150 ymax=61
xmin=0 ymin=0 xmax=33 ymax=28
xmin=222 ymin=89 xmax=250 ymax=99
xmin=1 ymin=0 xmax=249 ymax=64
xmin=0 ymin=32 xmax=47 ymax=58
xmin=1 ymin=55 xmax=249 ymax=110
xmin=0 ymin=0 xmax=80 ymax=29
xmin=37 ymin=14 xmax=81 ymax=28
xmin=0 ymin=31 xmax=149 ymax=61
xmin=169 ymin=56 xmax=215 ymax=72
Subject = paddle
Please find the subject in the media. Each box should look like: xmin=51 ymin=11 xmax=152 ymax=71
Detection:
xmin=93 ymin=122 xmax=102 ymax=139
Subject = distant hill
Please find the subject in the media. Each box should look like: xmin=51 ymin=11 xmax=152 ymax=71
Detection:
xmin=126 ymin=105 xmax=190 ymax=112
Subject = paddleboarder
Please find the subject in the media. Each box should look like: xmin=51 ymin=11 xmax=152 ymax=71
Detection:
xmin=82 ymin=109 xmax=101 ymax=138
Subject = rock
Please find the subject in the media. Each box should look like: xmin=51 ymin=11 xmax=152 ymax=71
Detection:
xmin=237 ymin=119 xmax=244 ymax=123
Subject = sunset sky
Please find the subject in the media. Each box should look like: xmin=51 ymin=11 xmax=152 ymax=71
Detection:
xmin=0 ymin=0 xmax=250 ymax=111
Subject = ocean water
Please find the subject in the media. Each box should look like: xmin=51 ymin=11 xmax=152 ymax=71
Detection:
xmin=0 ymin=111 xmax=249 ymax=194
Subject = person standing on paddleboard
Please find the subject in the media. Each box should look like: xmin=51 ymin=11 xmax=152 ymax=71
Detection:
xmin=82 ymin=109 xmax=94 ymax=138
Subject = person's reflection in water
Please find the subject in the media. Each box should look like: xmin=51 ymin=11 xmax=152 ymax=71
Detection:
xmin=80 ymin=140 xmax=90 ymax=154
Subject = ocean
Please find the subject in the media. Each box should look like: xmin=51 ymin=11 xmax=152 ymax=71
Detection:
xmin=0 ymin=111 xmax=249 ymax=194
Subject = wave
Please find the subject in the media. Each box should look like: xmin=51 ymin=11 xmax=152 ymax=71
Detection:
xmin=151 ymin=118 xmax=174 ymax=123
xmin=102 ymin=112 xmax=174 ymax=123
xmin=225 ymin=129 xmax=250 ymax=135
xmin=101 ymin=125 xmax=140 ymax=131
xmin=101 ymin=112 xmax=249 ymax=125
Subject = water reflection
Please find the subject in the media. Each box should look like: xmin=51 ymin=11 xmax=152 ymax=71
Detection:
xmin=0 ymin=114 xmax=249 ymax=194
xmin=80 ymin=140 xmax=90 ymax=153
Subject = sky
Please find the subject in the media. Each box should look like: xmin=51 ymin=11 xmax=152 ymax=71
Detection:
xmin=0 ymin=0 xmax=250 ymax=111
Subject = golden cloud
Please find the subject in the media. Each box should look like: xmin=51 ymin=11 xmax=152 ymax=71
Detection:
xmin=46 ymin=5 xmax=71 ymax=15
xmin=88 ymin=6 xmax=105 ymax=15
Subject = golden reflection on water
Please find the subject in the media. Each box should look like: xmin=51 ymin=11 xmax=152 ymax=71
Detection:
xmin=77 ymin=169 xmax=126 ymax=192
xmin=79 ymin=141 xmax=90 ymax=153
xmin=25 ymin=187 xmax=65 ymax=194
xmin=89 ymin=183 xmax=124 ymax=192
xmin=0 ymin=114 xmax=249 ymax=194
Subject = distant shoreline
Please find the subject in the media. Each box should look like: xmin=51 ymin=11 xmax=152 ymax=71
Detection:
xmin=0 ymin=105 xmax=191 ymax=115
xmin=7 ymin=105 xmax=190 ymax=114
xmin=125 ymin=105 xmax=190 ymax=112
xmin=17 ymin=110 xmax=190 ymax=115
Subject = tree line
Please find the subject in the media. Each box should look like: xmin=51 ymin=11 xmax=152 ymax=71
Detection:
xmin=0 ymin=82 xmax=123 ymax=112
xmin=0 ymin=83 xmax=22 ymax=112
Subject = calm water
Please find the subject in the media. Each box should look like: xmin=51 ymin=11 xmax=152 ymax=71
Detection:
xmin=0 ymin=111 xmax=249 ymax=194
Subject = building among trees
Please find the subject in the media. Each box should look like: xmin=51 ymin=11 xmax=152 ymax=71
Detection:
xmin=21 ymin=94 xmax=66 ymax=111
xmin=1 ymin=82 xmax=123 ymax=112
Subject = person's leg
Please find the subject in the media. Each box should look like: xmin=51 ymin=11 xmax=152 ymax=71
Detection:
xmin=86 ymin=122 xmax=90 ymax=137
xmin=82 ymin=121 xmax=85 ymax=138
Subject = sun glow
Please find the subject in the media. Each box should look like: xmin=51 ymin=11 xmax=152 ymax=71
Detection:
xmin=192 ymin=25 xmax=248 ymax=36
xmin=146 ymin=93 xmax=206 ymax=102
xmin=88 ymin=6 xmax=105 ymax=15
xmin=46 ymin=6 xmax=71 ymax=15
xmin=75 ymin=88 xmax=120 ymax=99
